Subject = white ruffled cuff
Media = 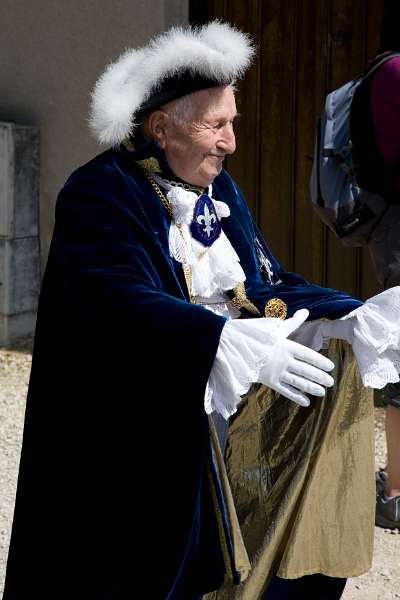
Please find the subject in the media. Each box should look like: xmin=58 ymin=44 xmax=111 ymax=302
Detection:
xmin=341 ymin=287 xmax=400 ymax=388
xmin=291 ymin=287 xmax=400 ymax=389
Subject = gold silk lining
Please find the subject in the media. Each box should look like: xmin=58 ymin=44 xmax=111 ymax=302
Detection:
xmin=205 ymin=340 xmax=375 ymax=599
xmin=208 ymin=417 xmax=251 ymax=585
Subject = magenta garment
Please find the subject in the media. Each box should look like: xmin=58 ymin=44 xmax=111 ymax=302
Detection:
xmin=371 ymin=56 xmax=400 ymax=172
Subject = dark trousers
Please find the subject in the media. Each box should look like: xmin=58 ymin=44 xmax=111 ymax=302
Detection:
xmin=262 ymin=574 xmax=347 ymax=600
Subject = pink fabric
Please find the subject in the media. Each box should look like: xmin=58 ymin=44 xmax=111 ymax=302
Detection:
xmin=371 ymin=56 xmax=400 ymax=172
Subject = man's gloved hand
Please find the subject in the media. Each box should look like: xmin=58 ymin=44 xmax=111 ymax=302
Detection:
xmin=259 ymin=309 xmax=335 ymax=407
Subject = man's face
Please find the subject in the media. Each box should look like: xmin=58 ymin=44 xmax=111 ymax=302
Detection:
xmin=162 ymin=86 xmax=237 ymax=187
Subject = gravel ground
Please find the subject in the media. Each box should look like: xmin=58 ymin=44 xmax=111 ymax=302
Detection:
xmin=0 ymin=342 xmax=399 ymax=598
xmin=0 ymin=339 xmax=32 ymax=598
xmin=344 ymin=408 xmax=400 ymax=600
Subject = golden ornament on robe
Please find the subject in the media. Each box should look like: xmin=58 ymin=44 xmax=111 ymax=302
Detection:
xmin=264 ymin=297 xmax=287 ymax=319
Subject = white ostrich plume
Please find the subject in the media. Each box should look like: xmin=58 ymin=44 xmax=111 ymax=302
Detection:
xmin=89 ymin=21 xmax=255 ymax=146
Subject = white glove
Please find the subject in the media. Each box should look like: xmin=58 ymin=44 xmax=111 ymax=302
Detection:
xmin=206 ymin=308 xmax=335 ymax=418
xmin=258 ymin=309 xmax=335 ymax=407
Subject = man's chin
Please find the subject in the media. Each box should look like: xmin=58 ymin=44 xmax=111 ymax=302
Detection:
xmin=207 ymin=165 xmax=223 ymax=182
xmin=185 ymin=166 xmax=222 ymax=188
xmin=201 ymin=170 xmax=220 ymax=187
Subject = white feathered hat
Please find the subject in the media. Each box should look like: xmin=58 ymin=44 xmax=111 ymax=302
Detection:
xmin=89 ymin=21 xmax=255 ymax=146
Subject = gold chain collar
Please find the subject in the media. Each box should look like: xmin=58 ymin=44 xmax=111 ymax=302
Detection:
xmin=154 ymin=175 xmax=205 ymax=195
xmin=144 ymin=172 xmax=173 ymax=217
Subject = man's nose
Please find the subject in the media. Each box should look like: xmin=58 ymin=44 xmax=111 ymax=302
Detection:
xmin=218 ymin=124 xmax=236 ymax=155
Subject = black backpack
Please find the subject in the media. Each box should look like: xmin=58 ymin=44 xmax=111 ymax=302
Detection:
xmin=310 ymin=52 xmax=400 ymax=246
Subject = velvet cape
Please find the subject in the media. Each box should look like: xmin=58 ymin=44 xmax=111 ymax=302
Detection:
xmin=3 ymin=148 xmax=362 ymax=600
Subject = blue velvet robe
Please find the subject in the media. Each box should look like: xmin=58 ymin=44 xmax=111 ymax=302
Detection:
xmin=3 ymin=146 xmax=362 ymax=600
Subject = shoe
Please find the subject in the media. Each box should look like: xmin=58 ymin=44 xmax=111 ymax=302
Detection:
xmin=376 ymin=468 xmax=387 ymax=496
xmin=375 ymin=472 xmax=400 ymax=529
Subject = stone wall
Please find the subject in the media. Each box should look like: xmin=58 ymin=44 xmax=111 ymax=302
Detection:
xmin=0 ymin=0 xmax=188 ymax=267
xmin=0 ymin=123 xmax=40 ymax=345
xmin=0 ymin=1 xmax=188 ymax=343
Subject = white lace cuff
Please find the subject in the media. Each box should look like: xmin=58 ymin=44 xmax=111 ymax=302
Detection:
xmin=291 ymin=287 xmax=400 ymax=389
xmin=341 ymin=287 xmax=400 ymax=388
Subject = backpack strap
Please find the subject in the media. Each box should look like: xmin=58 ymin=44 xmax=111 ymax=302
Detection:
xmin=383 ymin=152 xmax=400 ymax=205
xmin=361 ymin=51 xmax=400 ymax=82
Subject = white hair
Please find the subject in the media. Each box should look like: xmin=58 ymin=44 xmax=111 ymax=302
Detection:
xmin=159 ymin=84 xmax=236 ymax=129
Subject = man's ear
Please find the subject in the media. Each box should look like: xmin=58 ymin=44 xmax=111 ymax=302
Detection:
xmin=146 ymin=110 xmax=169 ymax=149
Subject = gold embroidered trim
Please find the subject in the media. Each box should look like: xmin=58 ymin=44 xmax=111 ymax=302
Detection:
xmin=122 ymin=139 xmax=163 ymax=173
xmin=122 ymin=138 xmax=135 ymax=151
xmin=264 ymin=297 xmax=287 ymax=319
xmin=136 ymin=157 xmax=163 ymax=173
xmin=231 ymin=282 xmax=260 ymax=316
xmin=181 ymin=263 xmax=194 ymax=303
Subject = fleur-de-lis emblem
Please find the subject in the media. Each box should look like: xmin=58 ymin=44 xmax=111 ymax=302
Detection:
xmin=197 ymin=204 xmax=217 ymax=238
xmin=190 ymin=194 xmax=222 ymax=247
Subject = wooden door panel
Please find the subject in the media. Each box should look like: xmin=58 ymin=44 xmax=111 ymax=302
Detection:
xmin=194 ymin=0 xmax=385 ymax=299
xmin=294 ymin=0 xmax=330 ymax=286
xmin=257 ymin=1 xmax=299 ymax=270
xmin=224 ymin=1 xmax=262 ymax=218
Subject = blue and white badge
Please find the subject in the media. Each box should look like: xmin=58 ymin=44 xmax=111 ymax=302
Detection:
xmin=190 ymin=195 xmax=222 ymax=247
xmin=255 ymin=237 xmax=276 ymax=284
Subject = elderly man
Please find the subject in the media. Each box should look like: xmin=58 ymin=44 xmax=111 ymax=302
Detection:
xmin=4 ymin=22 xmax=380 ymax=600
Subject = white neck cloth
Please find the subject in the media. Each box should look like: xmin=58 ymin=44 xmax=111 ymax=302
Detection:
xmin=154 ymin=179 xmax=246 ymax=298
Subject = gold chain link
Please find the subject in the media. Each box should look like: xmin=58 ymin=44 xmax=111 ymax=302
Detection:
xmin=156 ymin=176 xmax=204 ymax=194
xmin=144 ymin=172 xmax=173 ymax=217
xmin=144 ymin=171 xmax=195 ymax=300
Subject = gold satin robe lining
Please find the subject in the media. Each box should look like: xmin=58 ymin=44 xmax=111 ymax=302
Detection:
xmin=207 ymin=340 xmax=375 ymax=600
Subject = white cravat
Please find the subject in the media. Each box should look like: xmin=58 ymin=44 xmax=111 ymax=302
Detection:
xmin=158 ymin=181 xmax=247 ymax=299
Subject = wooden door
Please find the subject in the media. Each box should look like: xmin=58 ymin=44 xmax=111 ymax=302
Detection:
xmin=190 ymin=0 xmax=385 ymax=300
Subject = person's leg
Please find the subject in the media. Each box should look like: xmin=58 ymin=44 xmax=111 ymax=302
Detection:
xmin=376 ymin=393 xmax=400 ymax=528
xmin=375 ymin=402 xmax=400 ymax=527
xmin=378 ymin=213 xmax=400 ymax=498
xmin=386 ymin=404 xmax=400 ymax=496
xmin=263 ymin=575 xmax=346 ymax=600
xmin=368 ymin=212 xmax=400 ymax=528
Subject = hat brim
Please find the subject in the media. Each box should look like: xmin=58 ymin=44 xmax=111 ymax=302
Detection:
xmin=137 ymin=72 xmax=230 ymax=118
